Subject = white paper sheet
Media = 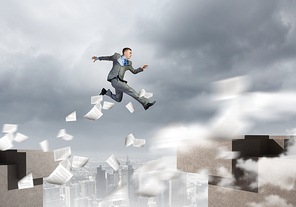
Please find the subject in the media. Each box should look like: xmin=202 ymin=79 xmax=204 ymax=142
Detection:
xmin=6 ymin=133 xmax=14 ymax=142
xmin=59 ymin=159 xmax=72 ymax=172
xmin=103 ymin=101 xmax=115 ymax=110
xmin=91 ymin=95 xmax=103 ymax=104
xmin=95 ymin=103 xmax=103 ymax=112
xmin=139 ymin=89 xmax=146 ymax=98
xmin=0 ymin=134 xmax=13 ymax=151
xmin=2 ymin=124 xmax=18 ymax=134
xmin=14 ymin=133 xmax=29 ymax=143
xmin=126 ymin=102 xmax=135 ymax=113
xmin=72 ymin=156 xmax=89 ymax=168
xmin=62 ymin=133 xmax=73 ymax=141
xmin=106 ymin=154 xmax=120 ymax=171
xmin=144 ymin=92 xmax=153 ymax=99
xmin=133 ymin=139 xmax=146 ymax=147
xmin=139 ymin=89 xmax=153 ymax=99
xmin=125 ymin=134 xmax=146 ymax=148
xmin=125 ymin=134 xmax=135 ymax=147
xmin=39 ymin=140 xmax=49 ymax=152
xmin=56 ymin=129 xmax=66 ymax=138
xmin=54 ymin=146 xmax=71 ymax=161
xmin=44 ymin=164 xmax=73 ymax=185
xmin=84 ymin=106 xmax=103 ymax=120
xmin=212 ymin=76 xmax=250 ymax=100
xmin=18 ymin=172 xmax=34 ymax=189
xmin=66 ymin=110 xmax=76 ymax=122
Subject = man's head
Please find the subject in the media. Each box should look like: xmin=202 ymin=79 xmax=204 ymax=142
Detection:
xmin=122 ymin=47 xmax=132 ymax=59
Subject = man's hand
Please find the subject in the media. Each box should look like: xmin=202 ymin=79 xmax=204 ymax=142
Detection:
xmin=92 ymin=56 xmax=98 ymax=63
xmin=141 ymin=65 xmax=148 ymax=69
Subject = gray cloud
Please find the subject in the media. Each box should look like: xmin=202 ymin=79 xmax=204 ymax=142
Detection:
xmin=1 ymin=0 xmax=296 ymax=157
xmin=133 ymin=0 xmax=296 ymax=90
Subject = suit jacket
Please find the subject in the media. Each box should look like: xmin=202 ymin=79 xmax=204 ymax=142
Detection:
xmin=98 ymin=53 xmax=143 ymax=82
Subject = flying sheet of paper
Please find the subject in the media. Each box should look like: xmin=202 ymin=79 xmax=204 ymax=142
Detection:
xmin=0 ymin=134 xmax=13 ymax=151
xmin=144 ymin=92 xmax=153 ymax=99
xmin=106 ymin=154 xmax=120 ymax=171
xmin=125 ymin=134 xmax=146 ymax=148
xmin=91 ymin=95 xmax=103 ymax=104
xmin=6 ymin=133 xmax=14 ymax=142
xmin=39 ymin=140 xmax=49 ymax=152
xmin=66 ymin=110 xmax=76 ymax=122
xmin=14 ymin=133 xmax=29 ymax=142
xmin=18 ymin=172 xmax=34 ymax=189
xmin=56 ymin=129 xmax=66 ymax=138
xmin=133 ymin=139 xmax=146 ymax=147
xmin=103 ymin=101 xmax=115 ymax=110
xmin=96 ymin=103 xmax=103 ymax=112
xmin=139 ymin=89 xmax=153 ymax=99
xmin=62 ymin=133 xmax=73 ymax=141
xmin=44 ymin=164 xmax=73 ymax=185
xmin=125 ymin=134 xmax=135 ymax=147
xmin=2 ymin=124 xmax=18 ymax=134
xmin=59 ymin=159 xmax=72 ymax=172
xmin=139 ymin=89 xmax=146 ymax=97
xmin=54 ymin=146 xmax=71 ymax=161
xmin=126 ymin=102 xmax=135 ymax=113
xmin=84 ymin=106 xmax=103 ymax=120
xmin=212 ymin=75 xmax=250 ymax=100
xmin=72 ymin=156 xmax=89 ymax=168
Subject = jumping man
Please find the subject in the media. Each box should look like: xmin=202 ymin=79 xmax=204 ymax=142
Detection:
xmin=92 ymin=47 xmax=156 ymax=110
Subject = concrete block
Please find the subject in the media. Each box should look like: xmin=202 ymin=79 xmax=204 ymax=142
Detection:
xmin=177 ymin=139 xmax=233 ymax=178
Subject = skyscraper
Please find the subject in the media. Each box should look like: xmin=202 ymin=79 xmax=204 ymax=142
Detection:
xmin=74 ymin=197 xmax=86 ymax=207
xmin=107 ymin=171 xmax=118 ymax=194
xmin=65 ymin=185 xmax=78 ymax=207
xmin=96 ymin=165 xmax=107 ymax=199
xmin=120 ymin=155 xmax=136 ymax=206
xmin=157 ymin=180 xmax=170 ymax=207
xmin=80 ymin=180 xmax=96 ymax=198
xmin=44 ymin=186 xmax=61 ymax=207
xmin=114 ymin=170 xmax=119 ymax=186
xmin=170 ymin=174 xmax=188 ymax=207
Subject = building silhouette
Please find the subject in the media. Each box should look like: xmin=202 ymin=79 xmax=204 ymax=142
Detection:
xmin=44 ymin=186 xmax=61 ymax=207
xmin=169 ymin=174 xmax=188 ymax=207
xmin=96 ymin=165 xmax=106 ymax=199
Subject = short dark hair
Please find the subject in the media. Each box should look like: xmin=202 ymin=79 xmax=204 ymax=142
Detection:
xmin=122 ymin=47 xmax=132 ymax=55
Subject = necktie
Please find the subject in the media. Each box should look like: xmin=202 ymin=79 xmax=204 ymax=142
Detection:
xmin=124 ymin=59 xmax=127 ymax=66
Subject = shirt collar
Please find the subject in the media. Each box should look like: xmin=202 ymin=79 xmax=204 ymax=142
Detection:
xmin=117 ymin=56 xmax=127 ymax=66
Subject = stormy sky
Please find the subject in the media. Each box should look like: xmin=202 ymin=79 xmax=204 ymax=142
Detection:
xmin=1 ymin=0 xmax=296 ymax=159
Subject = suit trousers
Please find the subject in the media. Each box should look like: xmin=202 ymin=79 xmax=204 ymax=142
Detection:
xmin=106 ymin=78 xmax=149 ymax=108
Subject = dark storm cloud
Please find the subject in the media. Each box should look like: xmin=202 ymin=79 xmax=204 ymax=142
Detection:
xmin=133 ymin=0 xmax=296 ymax=90
xmin=120 ymin=0 xmax=296 ymax=134
xmin=0 ymin=52 xmax=82 ymax=123
xmin=1 ymin=0 xmax=296 ymax=157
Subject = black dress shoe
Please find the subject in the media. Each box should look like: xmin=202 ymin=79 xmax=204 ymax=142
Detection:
xmin=100 ymin=88 xmax=107 ymax=95
xmin=144 ymin=101 xmax=156 ymax=110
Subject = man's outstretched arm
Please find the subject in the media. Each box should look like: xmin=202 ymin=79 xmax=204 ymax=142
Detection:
xmin=92 ymin=53 xmax=115 ymax=63
xmin=129 ymin=64 xmax=149 ymax=74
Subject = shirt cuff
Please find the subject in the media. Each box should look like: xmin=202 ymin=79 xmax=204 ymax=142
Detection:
xmin=96 ymin=57 xmax=100 ymax=60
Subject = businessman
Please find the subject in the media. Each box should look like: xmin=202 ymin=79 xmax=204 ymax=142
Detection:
xmin=92 ymin=47 xmax=156 ymax=110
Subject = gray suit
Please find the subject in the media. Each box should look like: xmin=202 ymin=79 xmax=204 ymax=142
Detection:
xmin=98 ymin=52 xmax=149 ymax=107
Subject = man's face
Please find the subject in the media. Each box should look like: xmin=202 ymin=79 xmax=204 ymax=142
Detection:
xmin=124 ymin=50 xmax=132 ymax=59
